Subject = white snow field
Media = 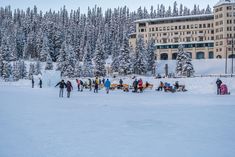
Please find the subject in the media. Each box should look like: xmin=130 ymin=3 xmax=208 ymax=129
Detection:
xmin=1 ymin=77 xmax=235 ymax=157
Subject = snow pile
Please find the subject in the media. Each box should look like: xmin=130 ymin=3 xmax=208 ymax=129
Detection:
xmin=157 ymin=59 xmax=235 ymax=75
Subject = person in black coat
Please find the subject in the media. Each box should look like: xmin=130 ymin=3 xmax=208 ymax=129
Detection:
xmin=216 ymin=78 xmax=222 ymax=95
xmin=55 ymin=80 xmax=67 ymax=97
xmin=39 ymin=78 xmax=42 ymax=88
xmin=32 ymin=77 xmax=34 ymax=88
xmin=132 ymin=79 xmax=138 ymax=92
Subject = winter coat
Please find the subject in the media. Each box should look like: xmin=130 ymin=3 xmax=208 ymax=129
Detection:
xmin=216 ymin=79 xmax=222 ymax=88
xmin=56 ymin=81 xmax=67 ymax=88
xmin=133 ymin=80 xmax=138 ymax=88
xmin=119 ymin=79 xmax=123 ymax=85
xmin=138 ymin=79 xmax=143 ymax=88
xmin=66 ymin=81 xmax=73 ymax=92
xmin=76 ymin=80 xmax=81 ymax=85
xmin=104 ymin=80 xmax=111 ymax=88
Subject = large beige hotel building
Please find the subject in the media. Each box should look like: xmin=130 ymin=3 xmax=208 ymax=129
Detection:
xmin=129 ymin=0 xmax=235 ymax=60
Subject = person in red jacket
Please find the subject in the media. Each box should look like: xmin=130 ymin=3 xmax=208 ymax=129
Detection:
xmin=138 ymin=78 xmax=143 ymax=93
xmin=66 ymin=81 xmax=73 ymax=98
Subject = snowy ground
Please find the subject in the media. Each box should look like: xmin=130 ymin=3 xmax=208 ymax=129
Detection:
xmin=1 ymin=82 xmax=235 ymax=157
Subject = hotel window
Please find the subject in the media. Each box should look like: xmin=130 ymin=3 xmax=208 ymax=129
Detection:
xmin=207 ymin=23 xmax=210 ymax=28
xmin=187 ymin=25 xmax=189 ymax=29
xmin=183 ymin=25 xmax=185 ymax=29
xmin=175 ymin=26 xmax=178 ymax=30
xmin=195 ymin=24 xmax=198 ymax=28
xmin=179 ymin=26 xmax=181 ymax=30
xmin=152 ymin=28 xmax=154 ymax=31
xmin=186 ymin=37 xmax=191 ymax=42
xmin=203 ymin=24 xmax=206 ymax=28
xmin=191 ymin=24 xmax=194 ymax=29
xmin=199 ymin=37 xmax=203 ymax=41
xmin=156 ymin=27 xmax=158 ymax=31
xmin=199 ymin=24 xmax=202 ymax=28
xmin=227 ymin=6 xmax=232 ymax=10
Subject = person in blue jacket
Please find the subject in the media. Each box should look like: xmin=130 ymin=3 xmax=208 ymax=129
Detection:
xmin=104 ymin=79 xmax=111 ymax=94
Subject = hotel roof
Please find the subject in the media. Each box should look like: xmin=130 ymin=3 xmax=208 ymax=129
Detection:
xmin=134 ymin=14 xmax=214 ymax=24
xmin=214 ymin=0 xmax=235 ymax=7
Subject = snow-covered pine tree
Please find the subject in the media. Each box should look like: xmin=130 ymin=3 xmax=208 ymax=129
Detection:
xmin=2 ymin=62 xmax=12 ymax=81
xmin=19 ymin=60 xmax=27 ymax=79
xmin=146 ymin=38 xmax=156 ymax=74
xmin=28 ymin=63 xmax=35 ymax=79
xmin=45 ymin=53 xmax=53 ymax=70
xmin=82 ymin=41 xmax=94 ymax=77
xmin=94 ymin=34 xmax=106 ymax=77
xmin=12 ymin=61 xmax=21 ymax=81
xmin=173 ymin=1 xmax=178 ymax=17
xmin=40 ymin=35 xmax=50 ymax=62
xmin=176 ymin=45 xmax=194 ymax=77
xmin=133 ymin=35 xmax=147 ymax=75
xmin=74 ymin=61 xmax=83 ymax=77
xmin=118 ymin=33 xmax=131 ymax=75
xmin=34 ymin=61 xmax=41 ymax=75
xmin=0 ymin=49 xmax=4 ymax=77
xmin=111 ymin=37 xmax=120 ymax=73
xmin=62 ymin=41 xmax=76 ymax=78
xmin=57 ymin=41 xmax=66 ymax=71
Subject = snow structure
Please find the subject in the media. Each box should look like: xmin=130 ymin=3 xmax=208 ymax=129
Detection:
xmin=176 ymin=45 xmax=194 ymax=77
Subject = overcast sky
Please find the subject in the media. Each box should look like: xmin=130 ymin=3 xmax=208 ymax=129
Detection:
xmin=1 ymin=0 xmax=216 ymax=13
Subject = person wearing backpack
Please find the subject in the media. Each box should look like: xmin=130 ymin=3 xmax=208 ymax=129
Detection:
xmin=66 ymin=80 xmax=73 ymax=98
xmin=55 ymin=80 xmax=67 ymax=97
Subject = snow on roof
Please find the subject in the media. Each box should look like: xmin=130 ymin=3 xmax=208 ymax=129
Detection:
xmin=155 ymin=40 xmax=214 ymax=46
xmin=214 ymin=0 xmax=235 ymax=7
xmin=134 ymin=14 xmax=214 ymax=23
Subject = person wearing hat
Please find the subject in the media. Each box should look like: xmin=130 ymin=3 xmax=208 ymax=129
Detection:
xmin=55 ymin=80 xmax=67 ymax=97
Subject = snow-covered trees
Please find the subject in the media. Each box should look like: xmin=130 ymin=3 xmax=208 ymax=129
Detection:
xmin=40 ymin=35 xmax=50 ymax=62
xmin=133 ymin=35 xmax=148 ymax=75
xmin=82 ymin=42 xmax=94 ymax=77
xmin=176 ymin=45 xmax=194 ymax=77
xmin=94 ymin=35 xmax=106 ymax=77
xmin=146 ymin=38 xmax=155 ymax=74
xmin=45 ymin=53 xmax=53 ymax=70
xmin=118 ymin=33 xmax=132 ymax=75
xmin=0 ymin=3 xmax=211 ymax=80
xmin=28 ymin=63 xmax=35 ymax=79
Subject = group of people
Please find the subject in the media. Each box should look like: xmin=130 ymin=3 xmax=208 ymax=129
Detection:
xmin=156 ymin=81 xmax=186 ymax=92
xmin=32 ymin=77 xmax=230 ymax=98
xmin=132 ymin=78 xmax=143 ymax=93
xmin=54 ymin=77 xmax=112 ymax=98
xmin=32 ymin=77 xmax=42 ymax=88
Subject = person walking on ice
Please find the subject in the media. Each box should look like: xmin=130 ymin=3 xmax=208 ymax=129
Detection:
xmin=66 ymin=80 xmax=73 ymax=98
xmin=104 ymin=79 xmax=111 ymax=94
xmin=39 ymin=78 xmax=42 ymax=88
xmin=55 ymin=80 xmax=67 ymax=97
xmin=32 ymin=77 xmax=34 ymax=88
